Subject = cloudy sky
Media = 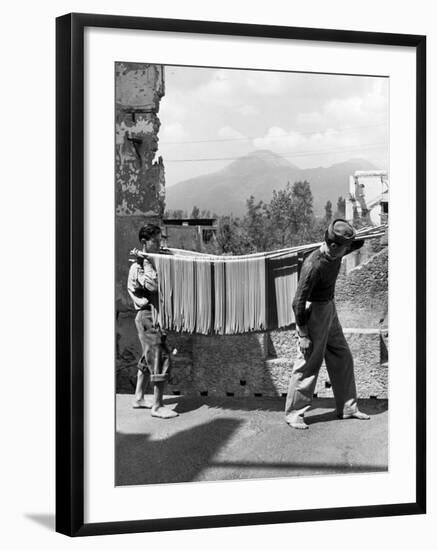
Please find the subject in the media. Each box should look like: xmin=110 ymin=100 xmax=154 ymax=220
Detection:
xmin=157 ymin=65 xmax=389 ymax=187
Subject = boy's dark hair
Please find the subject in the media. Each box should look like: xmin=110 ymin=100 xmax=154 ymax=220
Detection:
xmin=138 ymin=224 xmax=161 ymax=242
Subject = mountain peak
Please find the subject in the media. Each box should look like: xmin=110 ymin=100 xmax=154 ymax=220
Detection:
xmin=329 ymin=157 xmax=378 ymax=170
xmin=226 ymin=149 xmax=298 ymax=171
xmin=249 ymin=149 xmax=293 ymax=163
xmin=166 ymin=155 xmax=381 ymax=217
xmin=246 ymin=149 xmax=283 ymax=159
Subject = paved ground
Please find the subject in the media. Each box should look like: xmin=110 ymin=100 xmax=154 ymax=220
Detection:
xmin=116 ymin=394 xmax=388 ymax=486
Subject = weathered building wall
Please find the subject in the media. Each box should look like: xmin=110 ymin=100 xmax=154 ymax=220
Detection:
xmin=336 ymin=246 xmax=388 ymax=327
xmin=117 ymin=324 xmax=388 ymax=399
xmin=115 ymin=62 xmax=165 ymax=309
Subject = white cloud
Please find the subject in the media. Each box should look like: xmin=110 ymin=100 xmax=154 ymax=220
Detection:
xmin=296 ymin=111 xmax=325 ymax=128
xmin=254 ymin=127 xmax=304 ymax=152
xmin=218 ymin=126 xmax=246 ymax=139
xmin=253 ymin=125 xmax=368 ymax=159
xmin=326 ymin=97 xmax=367 ymax=121
xmin=195 ymin=69 xmax=234 ymax=104
xmin=244 ymin=71 xmax=287 ymax=94
xmin=159 ymin=92 xmax=189 ymax=124
xmin=158 ymin=66 xmax=389 ymax=180
xmin=193 ymin=68 xmax=291 ymax=108
xmin=235 ymin=104 xmax=259 ymax=116
xmin=297 ymin=81 xmax=388 ymax=131
xmin=159 ymin=122 xmax=188 ymax=142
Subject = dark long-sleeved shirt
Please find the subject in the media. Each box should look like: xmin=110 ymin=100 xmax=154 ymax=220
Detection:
xmin=292 ymin=240 xmax=364 ymax=326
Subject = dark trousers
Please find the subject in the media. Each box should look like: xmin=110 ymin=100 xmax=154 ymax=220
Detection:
xmin=285 ymin=301 xmax=358 ymax=421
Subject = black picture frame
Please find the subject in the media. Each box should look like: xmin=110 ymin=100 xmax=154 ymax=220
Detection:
xmin=56 ymin=12 xmax=426 ymax=537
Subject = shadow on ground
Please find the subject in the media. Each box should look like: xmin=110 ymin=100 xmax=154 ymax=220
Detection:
xmin=116 ymin=418 xmax=243 ymax=486
xmin=305 ymin=399 xmax=388 ymax=425
xmin=116 ymin=397 xmax=388 ymax=486
xmin=166 ymin=395 xmax=388 ymax=417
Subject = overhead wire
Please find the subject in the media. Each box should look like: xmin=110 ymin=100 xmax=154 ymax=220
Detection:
xmin=164 ymin=143 xmax=388 ymax=163
xmin=160 ymin=122 xmax=388 ymax=146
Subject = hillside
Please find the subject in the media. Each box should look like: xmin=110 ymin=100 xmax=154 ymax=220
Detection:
xmin=165 ymin=150 xmax=377 ymax=217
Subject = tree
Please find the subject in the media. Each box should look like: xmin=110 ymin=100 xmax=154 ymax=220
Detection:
xmin=164 ymin=209 xmax=184 ymax=219
xmin=190 ymin=205 xmax=200 ymax=219
xmin=212 ymin=180 xmax=325 ymax=255
xmin=334 ymin=196 xmax=346 ymax=219
xmin=216 ymin=215 xmax=250 ymax=255
xmin=244 ymin=196 xmax=271 ymax=251
xmin=269 ymin=182 xmax=295 ymax=247
xmin=291 ymin=180 xmax=315 ymax=242
xmin=324 ymin=200 xmax=333 ymax=223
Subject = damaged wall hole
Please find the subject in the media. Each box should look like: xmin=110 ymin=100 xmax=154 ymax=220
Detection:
xmin=127 ymin=136 xmax=144 ymax=166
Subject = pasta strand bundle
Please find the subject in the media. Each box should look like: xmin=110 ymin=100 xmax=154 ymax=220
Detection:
xmin=150 ymin=252 xmax=296 ymax=334
xmin=142 ymin=224 xmax=386 ymax=334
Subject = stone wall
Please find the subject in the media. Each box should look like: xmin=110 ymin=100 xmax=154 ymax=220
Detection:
xmin=336 ymin=246 xmax=388 ymax=328
xmin=117 ymin=324 xmax=388 ymax=399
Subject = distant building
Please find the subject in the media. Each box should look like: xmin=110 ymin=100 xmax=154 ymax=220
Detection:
xmin=162 ymin=218 xmax=218 ymax=252
xmin=345 ymin=170 xmax=389 ymax=225
xmin=343 ymin=170 xmax=389 ymax=274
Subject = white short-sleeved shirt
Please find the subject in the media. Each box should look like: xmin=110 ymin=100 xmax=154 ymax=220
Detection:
xmin=127 ymin=258 xmax=158 ymax=310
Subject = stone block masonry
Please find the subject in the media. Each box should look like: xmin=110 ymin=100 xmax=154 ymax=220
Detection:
xmin=116 ymin=318 xmax=388 ymax=399
xmin=336 ymin=246 xmax=388 ymax=328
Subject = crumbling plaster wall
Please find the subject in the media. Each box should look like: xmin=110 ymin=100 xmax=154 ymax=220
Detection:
xmin=336 ymin=246 xmax=388 ymax=328
xmin=115 ymin=62 xmax=166 ymax=309
xmin=116 ymin=325 xmax=388 ymax=399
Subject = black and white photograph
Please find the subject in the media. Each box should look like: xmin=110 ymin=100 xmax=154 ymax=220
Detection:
xmin=0 ymin=0 xmax=431 ymax=545
xmin=115 ymin=62 xmax=390 ymax=486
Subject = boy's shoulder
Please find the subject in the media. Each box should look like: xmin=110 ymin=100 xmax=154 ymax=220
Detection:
xmin=304 ymin=248 xmax=323 ymax=270
xmin=128 ymin=259 xmax=146 ymax=276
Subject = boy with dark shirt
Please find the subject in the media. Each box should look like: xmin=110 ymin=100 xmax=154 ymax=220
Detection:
xmin=285 ymin=219 xmax=370 ymax=429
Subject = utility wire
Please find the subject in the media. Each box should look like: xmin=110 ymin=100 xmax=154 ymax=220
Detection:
xmin=160 ymin=122 xmax=388 ymax=146
xmin=164 ymin=143 xmax=388 ymax=163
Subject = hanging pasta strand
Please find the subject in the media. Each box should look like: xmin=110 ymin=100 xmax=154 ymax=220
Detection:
xmin=150 ymin=252 xmax=296 ymax=334
xmin=214 ymin=260 xmax=226 ymax=334
xmin=268 ymin=254 xmax=299 ymax=328
xmin=195 ymin=258 xmax=212 ymax=334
